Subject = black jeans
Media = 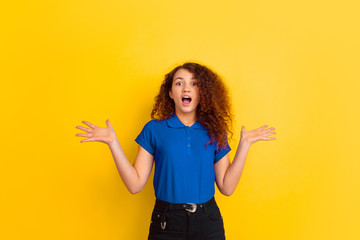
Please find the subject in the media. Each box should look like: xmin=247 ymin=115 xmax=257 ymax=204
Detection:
xmin=148 ymin=197 xmax=225 ymax=240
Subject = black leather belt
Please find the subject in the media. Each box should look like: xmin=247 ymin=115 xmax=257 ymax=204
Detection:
xmin=156 ymin=197 xmax=215 ymax=213
xmin=156 ymin=197 xmax=215 ymax=212
xmin=154 ymin=197 xmax=216 ymax=230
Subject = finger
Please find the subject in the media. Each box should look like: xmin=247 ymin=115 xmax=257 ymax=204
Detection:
xmin=263 ymin=137 xmax=276 ymax=140
xmin=82 ymin=120 xmax=96 ymax=129
xmin=261 ymin=127 xmax=276 ymax=135
xmin=259 ymin=132 xmax=276 ymax=140
xmin=263 ymin=137 xmax=276 ymax=141
xmin=263 ymin=127 xmax=275 ymax=132
xmin=265 ymin=132 xmax=276 ymax=136
xmin=76 ymin=126 xmax=92 ymax=133
xmin=80 ymin=138 xmax=97 ymax=143
xmin=106 ymin=119 xmax=113 ymax=129
xmin=76 ymin=133 xmax=93 ymax=138
xmin=259 ymin=125 xmax=268 ymax=130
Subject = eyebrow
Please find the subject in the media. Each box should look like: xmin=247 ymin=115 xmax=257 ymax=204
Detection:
xmin=174 ymin=77 xmax=197 ymax=80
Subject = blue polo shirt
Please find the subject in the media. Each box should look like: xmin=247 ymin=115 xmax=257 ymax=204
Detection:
xmin=135 ymin=112 xmax=231 ymax=204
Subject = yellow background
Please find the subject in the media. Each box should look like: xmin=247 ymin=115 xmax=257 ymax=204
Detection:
xmin=1 ymin=0 xmax=359 ymax=239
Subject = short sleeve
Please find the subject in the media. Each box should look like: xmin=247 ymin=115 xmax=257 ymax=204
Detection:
xmin=135 ymin=121 xmax=155 ymax=156
xmin=214 ymin=139 xmax=231 ymax=163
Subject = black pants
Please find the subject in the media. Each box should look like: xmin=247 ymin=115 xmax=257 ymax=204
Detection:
xmin=148 ymin=197 xmax=225 ymax=240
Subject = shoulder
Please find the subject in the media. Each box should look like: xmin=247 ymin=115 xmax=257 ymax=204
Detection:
xmin=150 ymin=118 xmax=166 ymax=123
xmin=149 ymin=118 xmax=165 ymax=125
xmin=143 ymin=118 xmax=167 ymax=130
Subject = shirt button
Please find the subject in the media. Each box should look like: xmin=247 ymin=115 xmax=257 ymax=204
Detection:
xmin=187 ymin=144 xmax=191 ymax=147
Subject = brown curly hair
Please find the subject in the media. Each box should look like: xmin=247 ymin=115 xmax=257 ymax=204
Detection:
xmin=151 ymin=62 xmax=234 ymax=152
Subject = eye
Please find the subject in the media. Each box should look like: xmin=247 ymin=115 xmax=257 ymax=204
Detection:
xmin=175 ymin=82 xmax=182 ymax=86
xmin=192 ymin=82 xmax=197 ymax=86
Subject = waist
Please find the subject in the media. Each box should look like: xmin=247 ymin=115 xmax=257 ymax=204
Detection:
xmin=155 ymin=197 xmax=216 ymax=213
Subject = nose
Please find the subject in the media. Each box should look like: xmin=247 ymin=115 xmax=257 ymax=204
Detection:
xmin=182 ymin=82 xmax=191 ymax=92
xmin=182 ymin=88 xmax=190 ymax=93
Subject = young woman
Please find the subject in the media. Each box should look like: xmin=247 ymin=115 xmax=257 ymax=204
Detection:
xmin=75 ymin=62 xmax=276 ymax=240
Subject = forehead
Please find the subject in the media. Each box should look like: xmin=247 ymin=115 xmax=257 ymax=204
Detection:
xmin=173 ymin=68 xmax=196 ymax=80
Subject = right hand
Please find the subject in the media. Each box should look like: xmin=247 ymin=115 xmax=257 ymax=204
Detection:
xmin=75 ymin=119 xmax=117 ymax=145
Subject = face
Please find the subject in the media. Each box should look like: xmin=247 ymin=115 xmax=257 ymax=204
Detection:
xmin=169 ymin=68 xmax=200 ymax=116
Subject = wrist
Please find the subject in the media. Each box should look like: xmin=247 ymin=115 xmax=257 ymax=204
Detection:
xmin=108 ymin=136 xmax=119 ymax=148
xmin=239 ymin=138 xmax=251 ymax=148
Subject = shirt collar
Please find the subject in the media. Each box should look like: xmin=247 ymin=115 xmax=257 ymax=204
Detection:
xmin=166 ymin=112 xmax=206 ymax=130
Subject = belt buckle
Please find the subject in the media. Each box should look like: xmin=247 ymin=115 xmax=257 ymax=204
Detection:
xmin=161 ymin=222 xmax=166 ymax=230
xmin=185 ymin=203 xmax=197 ymax=213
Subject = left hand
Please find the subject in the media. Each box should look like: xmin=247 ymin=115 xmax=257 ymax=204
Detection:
xmin=240 ymin=125 xmax=276 ymax=145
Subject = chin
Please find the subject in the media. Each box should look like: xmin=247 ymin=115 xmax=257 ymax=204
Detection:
xmin=181 ymin=109 xmax=197 ymax=114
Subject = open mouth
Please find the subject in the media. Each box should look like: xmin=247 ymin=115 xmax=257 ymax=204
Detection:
xmin=182 ymin=96 xmax=192 ymax=104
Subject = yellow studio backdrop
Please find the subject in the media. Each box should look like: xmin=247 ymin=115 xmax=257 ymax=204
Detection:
xmin=1 ymin=0 xmax=359 ymax=239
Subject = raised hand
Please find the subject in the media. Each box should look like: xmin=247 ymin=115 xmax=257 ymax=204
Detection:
xmin=75 ymin=119 xmax=117 ymax=145
xmin=240 ymin=125 xmax=276 ymax=145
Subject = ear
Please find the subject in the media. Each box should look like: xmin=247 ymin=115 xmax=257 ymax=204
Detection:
xmin=169 ymin=90 xmax=173 ymax=99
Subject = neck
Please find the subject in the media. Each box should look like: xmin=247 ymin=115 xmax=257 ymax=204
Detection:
xmin=175 ymin=110 xmax=197 ymax=126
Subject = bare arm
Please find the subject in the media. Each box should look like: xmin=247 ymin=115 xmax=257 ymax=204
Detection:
xmin=76 ymin=119 xmax=154 ymax=194
xmin=215 ymin=125 xmax=276 ymax=196
xmin=214 ymin=141 xmax=250 ymax=196
xmin=108 ymin=138 xmax=154 ymax=194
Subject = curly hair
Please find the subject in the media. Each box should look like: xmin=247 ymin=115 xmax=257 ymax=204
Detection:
xmin=151 ymin=62 xmax=234 ymax=152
